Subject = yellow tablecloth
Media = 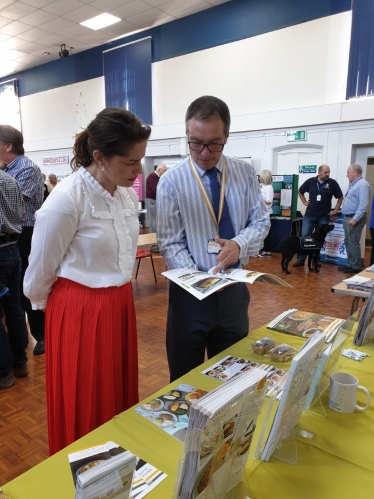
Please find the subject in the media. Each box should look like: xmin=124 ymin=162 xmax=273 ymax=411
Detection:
xmin=3 ymin=326 xmax=374 ymax=499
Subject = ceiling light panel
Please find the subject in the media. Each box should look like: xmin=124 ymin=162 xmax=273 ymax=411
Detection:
xmin=80 ymin=12 xmax=121 ymax=30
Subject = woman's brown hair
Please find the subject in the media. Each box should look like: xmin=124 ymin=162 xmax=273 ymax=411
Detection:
xmin=71 ymin=107 xmax=151 ymax=171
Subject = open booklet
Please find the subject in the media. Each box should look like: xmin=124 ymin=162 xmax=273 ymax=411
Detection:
xmin=162 ymin=267 xmax=291 ymax=300
xmin=68 ymin=441 xmax=167 ymax=499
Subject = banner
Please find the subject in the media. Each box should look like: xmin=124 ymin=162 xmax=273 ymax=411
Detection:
xmin=320 ymin=214 xmax=347 ymax=265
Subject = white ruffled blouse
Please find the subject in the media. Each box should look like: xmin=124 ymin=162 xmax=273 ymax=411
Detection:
xmin=24 ymin=168 xmax=139 ymax=310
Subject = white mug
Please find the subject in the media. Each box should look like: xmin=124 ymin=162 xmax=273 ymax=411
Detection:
xmin=328 ymin=372 xmax=370 ymax=414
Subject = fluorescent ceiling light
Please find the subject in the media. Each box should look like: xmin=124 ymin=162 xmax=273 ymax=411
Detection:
xmin=80 ymin=12 xmax=121 ymax=30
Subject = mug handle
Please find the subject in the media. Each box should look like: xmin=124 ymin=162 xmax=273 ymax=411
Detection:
xmin=356 ymin=385 xmax=371 ymax=411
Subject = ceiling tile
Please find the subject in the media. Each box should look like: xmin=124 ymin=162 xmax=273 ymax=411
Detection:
xmin=13 ymin=39 xmax=42 ymax=52
xmin=0 ymin=19 xmax=32 ymax=34
xmin=1 ymin=47 xmax=27 ymax=59
xmin=55 ymin=23 xmax=88 ymax=38
xmin=151 ymin=13 xmax=174 ymax=26
xmin=0 ymin=14 xmax=12 ymax=26
xmin=206 ymin=0 xmax=230 ymax=4
xmin=17 ymin=26 xmax=51 ymax=40
xmin=174 ymin=3 xmax=210 ymax=18
xmin=110 ymin=0 xmax=153 ymax=19
xmin=21 ymin=0 xmax=56 ymax=8
xmin=42 ymin=0 xmax=85 ymax=16
xmin=62 ymin=4 xmax=103 ymax=23
xmin=0 ymin=35 xmax=27 ymax=47
xmin=38 ymin=16 xmax=75 ymax=32
xmin=99 ymin=19 xmax=137 ymax=36
xmin=143 ymin=0 xmax=169 ymax=5
xmin=127 ymin=7 xmax=169 ymax=27
xmin=74 ymin=30 xmax=109 ymax=44
xmin=0 ymin=2 xmax=36 ymax=21
xmin=19 ymin=9 xmax=56 ymax=26
xmin=158 ymin=0 xmax=207 ymax=16
xmin=0 ymin=32 xmax=11 ymax=41
xmin=0 ymin=0 xmax=15 ymax=10
xmin=35 ymin=32 xmax=67 ymax=45
xmin=0 ymin=60 xmax=28 ymax=76
xmin=15 ymin=51 xmax=45 ymax=63
xmin=90 ymin=0 xmax=132 ymax=10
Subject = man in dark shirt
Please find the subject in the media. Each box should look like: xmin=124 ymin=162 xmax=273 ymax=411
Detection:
xmin=146 ymin=164 xmax=167 ymax=251
xmin=0 ymin=125 xmax=45 ymax=354
xmin=0 ymin=170 xmax=29 ymax=389
xmin=294 ymin=164 xmax=343 ymax=266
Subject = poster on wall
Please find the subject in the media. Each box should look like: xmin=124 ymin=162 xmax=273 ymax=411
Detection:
xmin=320 ymin=214 xmax=347 ymax=265
xmin=133 ymin=175 xmax=142 ymax=200
xmin=0 ymin=79 xmax=21 ymax=131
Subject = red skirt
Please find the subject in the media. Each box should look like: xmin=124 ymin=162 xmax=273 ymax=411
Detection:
xmin=45 ymin=278 xmax=138 ymax=455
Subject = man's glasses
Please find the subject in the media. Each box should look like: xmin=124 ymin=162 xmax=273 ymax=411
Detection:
xmin=188 ymin=141 xmax=225 ymax=153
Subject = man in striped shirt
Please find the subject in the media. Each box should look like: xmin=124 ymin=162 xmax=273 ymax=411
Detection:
xmin=157 ymin=95 xmax=270 ymax=381
xmin=0 ymin=125 xmax=44 ymax=355
xmin=0 ymin=170 xmax=29 ymax=388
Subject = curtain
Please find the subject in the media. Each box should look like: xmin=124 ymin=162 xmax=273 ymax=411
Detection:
xmin=346 ymin=0 xmax=374 ymax=99
xmin=103 ymin=37 xmax=152 ymax=125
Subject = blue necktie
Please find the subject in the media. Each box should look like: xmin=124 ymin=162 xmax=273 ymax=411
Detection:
xmin=207 ymin=167 xmax=239 ymax=267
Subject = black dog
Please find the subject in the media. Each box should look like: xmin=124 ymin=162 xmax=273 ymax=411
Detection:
xmin=279 ymin=224 xmax=334 ymax=274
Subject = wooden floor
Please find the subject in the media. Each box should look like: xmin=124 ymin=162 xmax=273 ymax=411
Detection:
xmin=0 ymin=244 xmax=367 ymax=484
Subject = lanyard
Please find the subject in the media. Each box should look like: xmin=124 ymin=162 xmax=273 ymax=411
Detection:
xmin=189 ymin=156 xmax=226 ymax=232
xmin=316 ymin=181 xmax=326 ymax=194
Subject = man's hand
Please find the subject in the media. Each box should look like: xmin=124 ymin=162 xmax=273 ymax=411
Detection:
xmin=328 ymin=209 xmax=337 ymax=216
xmin=348 ymin=219 xmax=357 ymax=227
xmin=212 ymin=236 xmax=240 ymax=274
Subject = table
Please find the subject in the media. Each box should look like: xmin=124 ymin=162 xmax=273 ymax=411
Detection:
xmin=138 ymin=233 xmax=157 ymax=247
xmin=3 ymin=326 xmax=374 ymax=499
xmin=266 ymin=217 xmax=303 ymax=252
xmin=331 ymin=270 xmax=373 ymax=314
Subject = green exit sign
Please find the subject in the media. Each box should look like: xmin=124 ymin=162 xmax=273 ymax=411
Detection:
xmin=299 ymin=165 xmax=317 ymax=174
xmin=286 ymin=130 xmax=306 ymax=141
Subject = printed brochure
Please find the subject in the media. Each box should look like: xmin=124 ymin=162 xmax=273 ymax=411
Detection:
xmin=162 ymin=267 xmax=291 ymax=300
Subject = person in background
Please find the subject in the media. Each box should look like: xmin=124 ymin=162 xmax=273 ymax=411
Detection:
xmin=370 ymin=196 xmax=374 ymax=267
xmin=0 ymin=170 xmax=29 ymax=389
xmin=41 ymin=173 xmax=49 ymax=202
xmin=258 ymin=169 xmax=274 ymax=257
xmin=157 ymin=95 xmax=270 ymax=382
xmin=294 ymin=164 xmax=343 ymax=268
xmin=145 ymin=163 xmax=167 ymax=252
xmin=47 ymin=173 xmax=58 ymax=192
xmin=0 ymin=125 xmax=45 ymax=355
xmin=339 ymin=164 xmax=370 ymax=273
xmin=24 ymin=107 xmax=151 ymax=455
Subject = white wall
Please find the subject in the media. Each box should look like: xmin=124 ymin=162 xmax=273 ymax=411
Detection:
xmin=152 ymin=12 xmax=351 ymax=126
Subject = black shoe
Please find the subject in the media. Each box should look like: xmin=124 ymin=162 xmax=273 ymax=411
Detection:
xmin=343 ymin=267 xmax=359 ymax=273
xmin=338 ymin=266 xmax=348 ymax=271
xmin=33 ymin=340 xmax=45 ymax=355
xmin=0 ymin=372 xmax=15 ymax=389
xmin=293 ymin=261 xmax=305 ymax=267
xmin=13 ymin=364 xmax=28 ymax=378
xmin=317 ymin=262 xmax=321 ymax=267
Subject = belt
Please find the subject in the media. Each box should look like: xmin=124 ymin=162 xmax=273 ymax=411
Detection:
xmin=0 ymin=233 xmax=19 ymax=244
xmin=344 ymin=214 xmax=355 ymax=217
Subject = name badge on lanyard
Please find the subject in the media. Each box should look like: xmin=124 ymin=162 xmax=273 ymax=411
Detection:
xmin=189 ymin=156 xmax=227 ymax=254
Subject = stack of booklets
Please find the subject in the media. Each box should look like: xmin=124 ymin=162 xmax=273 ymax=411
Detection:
xmin=135 ymin=383 xmax=208 ymax=442
xmin=68 ymin=441 xmax=167 ymax=499
xmin=175 ymin=369 xmax=267 ymax=499
xmin=354 ymin=287 xmax=374 ymax=346
xmin=201 ymin=355 xmax=288 ymax=400
xmin=261 ymin=332 xmax=326 ymax=462
xmin=267 ymin=309 xmax=344 ymax=343
xmin=343 ymin=275 xmax=374 ymax=292
xmin=162 ymin=267 xmax=291 ymax=300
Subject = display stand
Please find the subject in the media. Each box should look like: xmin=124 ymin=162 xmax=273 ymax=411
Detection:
xmin=354 ymin=288 xmax=374 ymax=346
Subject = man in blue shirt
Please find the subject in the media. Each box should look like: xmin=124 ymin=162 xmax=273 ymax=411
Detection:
xmin=339 ymin=164 xmax=370 ymax=273
xmin=0 ymin=125 xmax=45 ymax=354
xmin=157 ymin=96 xmax=270 ymax=381
xmin=294 ymin=165 xmax=343 ymax=267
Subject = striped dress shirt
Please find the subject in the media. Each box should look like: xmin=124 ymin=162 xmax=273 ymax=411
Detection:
xmin=4 ymin=155 xmax=43 ymax=227
xmin=157 ymin=155 xmax=270 ymax=272
xmin=0 ymin=170 xmax=25 ymax=245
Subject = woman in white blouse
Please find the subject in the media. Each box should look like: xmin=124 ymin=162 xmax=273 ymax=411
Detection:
xmin=24 ymin=107 xmax=151 ymax=455
xmin=259 ymin=169 xmax=274 ymax=257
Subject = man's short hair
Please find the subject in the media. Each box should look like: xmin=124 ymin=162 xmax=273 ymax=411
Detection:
xmin=0 ymin=125 xmax=24 ymax=155
xmin=185 ymin=96 xmax=231 ymax=134
xmin=350 ymin=163 xmax=363 ymax=175
xmin=318 ymin=164 xmax=330 ymax=173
